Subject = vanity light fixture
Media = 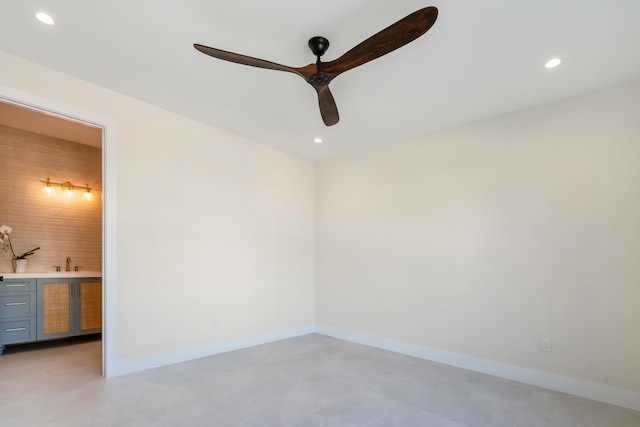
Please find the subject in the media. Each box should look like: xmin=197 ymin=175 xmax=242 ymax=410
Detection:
xmin=41 ymin=178 xmax=93 ymax=200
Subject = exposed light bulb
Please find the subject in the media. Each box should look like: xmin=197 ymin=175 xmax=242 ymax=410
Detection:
xmin=314 ymin=138 xmax=323 ymax=144
xmin=83 ymin=185 xmax=93 ymax=200
xmin=61 ymin=181 xmax=73 ymax=197
xmin=43 ymin=178 xmax=53 ymax=194
xmin=35 ymin=12 xmax=55 ymax=25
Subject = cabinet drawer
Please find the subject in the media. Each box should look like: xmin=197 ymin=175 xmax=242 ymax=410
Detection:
xmin=0 ymin=278 xmax=36 ymax=293
xmin=0 ymin=293 xmax=37 ymax=318
xmin=0 ymin=317 xmax=36 ymax=344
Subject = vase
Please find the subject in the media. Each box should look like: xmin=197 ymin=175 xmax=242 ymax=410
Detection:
xmin=13 ymin=259 xmax=28 ymax=273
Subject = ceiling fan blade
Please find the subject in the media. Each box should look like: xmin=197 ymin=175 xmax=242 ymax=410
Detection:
xmin=315 ymin=85 xmax=339 ymax=126
xmin=194 ymin=44 xmax=303 ymax=77
xmin=322 ymin=6 xmax=438 ymax=75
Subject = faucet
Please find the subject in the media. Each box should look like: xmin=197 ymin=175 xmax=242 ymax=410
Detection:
xmin=66 ymin=257 xmax=71 ymax=272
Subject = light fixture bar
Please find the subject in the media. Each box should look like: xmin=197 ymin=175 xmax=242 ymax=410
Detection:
xmin=41 ymin=178 xmax=93 ymax=196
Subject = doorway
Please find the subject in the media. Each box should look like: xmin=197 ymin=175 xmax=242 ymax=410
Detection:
xmin=0 ymin=86 xmax=116 ymax=376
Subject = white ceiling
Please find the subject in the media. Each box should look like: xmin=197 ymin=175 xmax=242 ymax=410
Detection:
xmin=0 ymin=102 xmax=102 ymax=147
xmin=1 ymin=0 xmax=639 ymax=161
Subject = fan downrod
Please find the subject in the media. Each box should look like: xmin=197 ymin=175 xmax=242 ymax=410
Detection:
xmin=308 ymin=37 xmax=331 ymax=86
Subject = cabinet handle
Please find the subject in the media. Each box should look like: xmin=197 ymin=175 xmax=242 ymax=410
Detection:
xmin=4 ymin=327 xmax=27 ymax=332
xmin=4 ymin=302 xmax=27 ymax=306
xmin=4 ymin=284 xmax=27 ymax=287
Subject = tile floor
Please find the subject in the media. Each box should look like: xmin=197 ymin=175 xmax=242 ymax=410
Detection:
xmin=0 ymin=334 xmax=638 ymax=426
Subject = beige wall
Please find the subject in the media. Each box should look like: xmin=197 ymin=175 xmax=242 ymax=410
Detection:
xmin=0 ymin=51 xmax=316 ymax=361
xmin=0 ymin=125 xmax=102 ymax=272
xmin=316 ymin=80 xmax=640 ymax=394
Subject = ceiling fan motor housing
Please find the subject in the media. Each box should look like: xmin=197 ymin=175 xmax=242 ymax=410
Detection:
xmin=310 ymin=73 xmax=331 ymax=85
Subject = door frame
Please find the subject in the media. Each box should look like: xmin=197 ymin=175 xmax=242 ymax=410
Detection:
xmin=0 ymin=84 xmax=118 ymax=377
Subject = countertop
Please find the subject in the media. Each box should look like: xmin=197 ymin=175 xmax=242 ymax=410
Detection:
xmin=1 ymin=272 xmax=102 ymax=280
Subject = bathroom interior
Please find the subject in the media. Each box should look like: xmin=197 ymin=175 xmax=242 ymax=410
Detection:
xmin=0 ymin=100 xmax=102 ymax=365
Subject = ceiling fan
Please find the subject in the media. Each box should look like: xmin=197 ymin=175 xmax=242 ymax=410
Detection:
xmin=194 ymin=6 xmax=438 ymax=126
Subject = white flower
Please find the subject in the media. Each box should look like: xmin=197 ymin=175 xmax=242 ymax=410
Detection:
xmin=0 ymin=225 xmax=39 ymax=259
xmin=0 ymin=225 xmax=11 ymax=254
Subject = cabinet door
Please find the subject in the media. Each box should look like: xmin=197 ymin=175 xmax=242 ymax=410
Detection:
xmin=77 ymin=279 xmax=102 ymax=335
xmin=37 ymin=279 xmax=75 ymax=340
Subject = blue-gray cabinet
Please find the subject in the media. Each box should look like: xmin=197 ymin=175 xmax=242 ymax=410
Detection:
xmin=0 ymin=276 xmax=101 ymax=354
xmin=0 ymin=278 xmax=37 ymax=354
xmin=37 ymin=278 xmax=102 ymax=341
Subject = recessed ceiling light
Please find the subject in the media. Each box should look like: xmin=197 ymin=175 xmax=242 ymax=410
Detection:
xmin=35 ymin=12 xmax=55 ymax=25
xmin=314 ymin=138 xmax=323 ymax=144
xmin=545 ymin=58 xmax=561 ymax=69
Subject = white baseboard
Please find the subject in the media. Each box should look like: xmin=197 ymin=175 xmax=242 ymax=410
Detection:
xmin=105 ymin=322 xmax=640 ymax=411
xmin=316 ymin=324 xmax=640 ymax=412
xmin=108 ymin=323 xmax=316 ymax=378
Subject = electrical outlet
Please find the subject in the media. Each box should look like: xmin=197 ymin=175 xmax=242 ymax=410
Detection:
xmin=541 ymin=337 xmax=552 ymax=352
